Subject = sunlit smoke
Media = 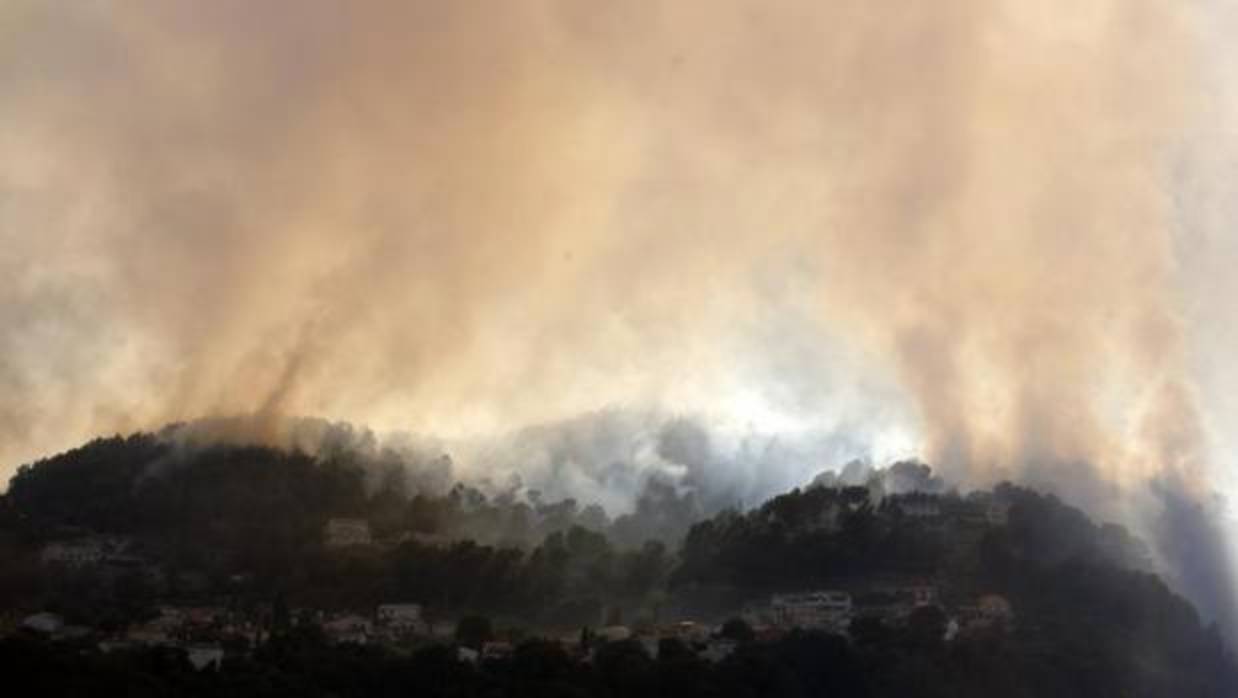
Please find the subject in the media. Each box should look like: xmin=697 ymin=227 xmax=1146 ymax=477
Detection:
xmin=3 ymin=0 xmax=1237 ymax=633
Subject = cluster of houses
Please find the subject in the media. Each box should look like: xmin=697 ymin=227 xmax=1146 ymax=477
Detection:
xmin=758 ymin=489 xmax=1015 ymax=547
xmin=20 ymin=611 xmax=92 ymax=641
xmin=312 ymin=607 xmax=737 ymax=665
xmin=321 ymin=517 xmax=454 ymax=551
xmin=315 ymin=603 xmax=459 ymax=645
xmin=39 ymin=534 xmax=160 ymax=584
xmin=768 ymin=590 xmax=855 ymax=631
xmin=888 ymin=492 xmax=1012 ymax=527
xmin=451 ymin=620 xmax=737 ymax=666
xmin=14 ymin=580 xmax=1012 ymax=673
xmin=745 ymin=582 xmax=1014 ymax=641
xmin=17 ymin=607 xmax=229 ymax=670
xmin=12 ymin=578 xmax=1014 ymax=674
xmin=31 ymin=518 xmax=383 ymax=603
xmin=16 ymin=510 xmax=1017 ymax=672
xmin=12 ymin=601 xmax=449 ymax=671
xmin=37 ymin=533 xmax=218 ymax=593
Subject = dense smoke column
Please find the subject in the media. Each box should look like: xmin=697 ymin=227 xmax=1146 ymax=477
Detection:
xmin=2 ymin=0 xmax=1236 ymax=635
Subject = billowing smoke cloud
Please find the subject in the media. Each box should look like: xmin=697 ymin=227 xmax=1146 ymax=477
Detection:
xmin=3 ymin=0 xmax=1236 ymax=633
xmin=455 ymin=410 xmax=879 ymax=513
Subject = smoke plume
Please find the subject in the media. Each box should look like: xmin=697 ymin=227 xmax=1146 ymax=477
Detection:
xmin=3 ymin=0 xmax=1237 ymax=632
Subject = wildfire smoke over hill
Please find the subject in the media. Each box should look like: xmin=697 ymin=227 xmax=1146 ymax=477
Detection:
xmin=3 ymin=1 xmax=1238 ymax=636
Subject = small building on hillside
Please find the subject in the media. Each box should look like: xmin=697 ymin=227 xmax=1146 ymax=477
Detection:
xmin=852 ymin=581 xmax=940 ymax=624
xmin=596 ymin=625 xmax=631 ymax=643
xmin=323 ymin=614 xmax=372 ymax=645
xmin=377 ymin=603 xmax=426 ymax=635
xmin=98 ymin=639 xmax=136 ymax=654
xmin=377 ymin=603 xmax=422 ymax=626
xmin=324 ymin=518 xmax=372 ymax=548
xmin=482 ymin=641 xmax=514 ymax=660
xmin=22 ymin=612 xmax=64 ymax=635
xmin=41 ymin=536 xmax=133 ymax=568
xmin=186 ymin=644 xmax=225 ymax=671
xmin=771 ymin=591 xmax=852 ymax=630
xmin=881 ymin=583 xmax=938 ymax=608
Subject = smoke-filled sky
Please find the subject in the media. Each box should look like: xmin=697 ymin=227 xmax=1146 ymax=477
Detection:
xmin=4 ymin=0 xmax=1238 ymax=621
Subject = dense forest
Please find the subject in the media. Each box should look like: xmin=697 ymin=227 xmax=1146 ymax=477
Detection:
xmin=1 ymin=430 xmax=1236 ymax=697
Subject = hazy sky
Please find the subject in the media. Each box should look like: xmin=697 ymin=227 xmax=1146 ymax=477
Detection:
xmin=3 ymin=1 xmax=1237 ymax=523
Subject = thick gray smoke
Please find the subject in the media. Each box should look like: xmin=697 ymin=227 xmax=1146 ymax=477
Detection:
xmin=3 ymin=0 xmax=1238 ymax=637
xmin=160 ymin=412 xmax=878 ymax=518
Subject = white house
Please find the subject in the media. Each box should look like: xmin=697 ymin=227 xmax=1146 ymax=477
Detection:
xmin=22 ymin=612 xmax=64 ymax=635
xmin=186 ymin=644 xmax=225 ymax=671
xmin=98 ymin=639 xmax=136 ymax=654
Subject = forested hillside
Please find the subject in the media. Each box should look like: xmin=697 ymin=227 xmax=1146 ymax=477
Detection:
xmin=1 ymin=430 xmax=1235 ymax=697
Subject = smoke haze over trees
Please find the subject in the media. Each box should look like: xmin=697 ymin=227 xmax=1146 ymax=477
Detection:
xmin=6 ymin=0 xmax=1238 ymax=671
xmin=2 ymin=431 xmax=1236 ymax=697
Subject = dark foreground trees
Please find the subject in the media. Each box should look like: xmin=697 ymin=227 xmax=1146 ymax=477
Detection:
xmin=4 ymin=625 xmax=1235 ymax=698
